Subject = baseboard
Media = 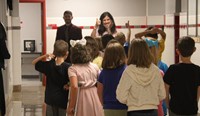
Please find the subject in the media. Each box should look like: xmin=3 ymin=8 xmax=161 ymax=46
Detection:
xmin=13 ymin=85 xmax=21 ymax=92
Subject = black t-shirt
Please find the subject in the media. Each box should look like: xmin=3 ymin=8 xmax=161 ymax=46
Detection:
xmin=163 ymin=63 xmax=200 ymax=115
xmin=35 ymin=59 xmax=71 ymax=109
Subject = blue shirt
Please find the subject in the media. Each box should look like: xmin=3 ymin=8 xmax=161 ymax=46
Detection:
xmin=98 ymin=65 xmax=127 ymax=109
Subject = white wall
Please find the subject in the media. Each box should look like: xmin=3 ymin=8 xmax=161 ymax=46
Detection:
xmin=19 ymin=3 xmax=42 ymax=53
xmin=46 ymin=0 xmax=147 ymax=17
xmin=20 ymin=0 xmax=200 ymax=67
xmin=148 ymin=0 xmax=165 ymax=16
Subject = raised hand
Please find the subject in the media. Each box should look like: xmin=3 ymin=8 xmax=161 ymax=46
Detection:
xmin=95 ymin=18 xmax=101 ymax=29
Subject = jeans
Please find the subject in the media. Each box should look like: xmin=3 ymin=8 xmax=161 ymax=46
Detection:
xmin=46 ymin=104 xmax=66 ymax=116
xmin=127 ymin=109 xmax=158 ymax=116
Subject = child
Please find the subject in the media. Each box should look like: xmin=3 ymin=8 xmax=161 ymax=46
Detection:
xmin=97 ymin=40 xmax=127 ymax=116
xmin=116 ymin=38 xmax=166 ymax=116
xmin=32 ymin=40 xmax=70 ymax=116
xmin=163 ymin=36 xmax=200 ymax=116
xmin=145 ymin=38 xmax=164 ymax=116
xmin=67 ymin=38 xmax=103 ymax=116
xmin=136 ymin=26 xmax=168 ymax=115
xmin=85 ymin=36 xmax=103 ymax=69
xmin=115 ymin=20 xmax=131 ymax=56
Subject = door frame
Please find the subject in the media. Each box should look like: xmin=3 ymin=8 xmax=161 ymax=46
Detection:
xmin=19 ymin=0 xmax=46 ymax=85
xmin=19 ymin=0 xmax=46 ymax=55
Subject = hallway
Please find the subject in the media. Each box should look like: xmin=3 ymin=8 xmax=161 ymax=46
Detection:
xmin=6 ymin=77 xmax=45 ymax=116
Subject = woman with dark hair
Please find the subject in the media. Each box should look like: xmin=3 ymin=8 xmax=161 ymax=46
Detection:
xmin=67 ymin=39 xmax=103 ymax=116
xmin=91 ymin=11 xmax=117 ymax=38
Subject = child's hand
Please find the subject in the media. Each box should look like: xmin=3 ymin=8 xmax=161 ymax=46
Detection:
xmin=150 ymin=27 xmax=159 ymax=34
xmin=46 ymin=53 xmax=55 ymax=60
xmin=125 ymin=20 xmax=130 ymax=28
xmin=67 ymin=107 xmax=74 ymax=116
xmin=63 ymin=84 xmax=69 ymax=90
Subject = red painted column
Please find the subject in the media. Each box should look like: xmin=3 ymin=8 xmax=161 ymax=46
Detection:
xmin=174 ymin=0 xmax=181 ymax=63
xmin=174 ymin=14 xmax=180 ymax=63
xmin=41 ymin=1 xmax=46 ymax=86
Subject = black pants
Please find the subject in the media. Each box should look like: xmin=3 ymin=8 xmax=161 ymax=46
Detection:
xmin=0 ymin=69 xmax=5 ymax=116
xmin=127 ymin=109 xmax=158 ymax=116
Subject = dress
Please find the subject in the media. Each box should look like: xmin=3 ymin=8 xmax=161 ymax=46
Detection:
xmin=68 ymin=62 xmax=104 ymax=116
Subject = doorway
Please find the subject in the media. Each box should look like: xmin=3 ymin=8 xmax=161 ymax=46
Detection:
xmin=19 ymin=0 xmax=46 ymax=86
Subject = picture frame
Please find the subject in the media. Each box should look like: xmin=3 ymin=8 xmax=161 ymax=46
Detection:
xmin=24 ymin=40 xmax=35 ymax=52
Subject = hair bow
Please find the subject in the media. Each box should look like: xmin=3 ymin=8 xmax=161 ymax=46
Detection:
xmin=145 ymin=38 xmax=158 ymax=48
xmin=70 ymin=38 xmax=87 ymax=47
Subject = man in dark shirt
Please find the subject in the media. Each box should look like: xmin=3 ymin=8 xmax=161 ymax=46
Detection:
xmin=55 ymin=10 xmax=82 ymax=63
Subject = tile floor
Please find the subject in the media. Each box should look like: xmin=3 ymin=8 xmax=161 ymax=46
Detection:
xmin=5 ymin=77 xmax=200 ymax=116
xmin=6 ymin=77 xmax=45 ymax=116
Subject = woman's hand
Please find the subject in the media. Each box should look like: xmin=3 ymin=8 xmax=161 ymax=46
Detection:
xmin=95 ymin=18 xmax=101 ymax=29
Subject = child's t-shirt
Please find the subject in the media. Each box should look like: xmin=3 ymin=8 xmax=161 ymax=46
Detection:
xmin=163 ymin=63 xmax=200 ymax=115
xmin=35 ymin=59 xmax=71 ymax=109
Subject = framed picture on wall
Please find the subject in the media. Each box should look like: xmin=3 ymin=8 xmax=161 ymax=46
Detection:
xmin=24 ymin=40 xmax=35 ymax=52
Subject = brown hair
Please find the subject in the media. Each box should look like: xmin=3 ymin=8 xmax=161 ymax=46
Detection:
xmin=70 ymin=43 xmax=91 ymax=64
xmin=149 ymin=46 xmax=159 ymax=65
xmin=127 ymin=38 xmax=153 ymax=68
xmin=95 ymin=37 xmax=104 ymax=51
xmin=115 ymin=32 xmax=126 ymax=46
xmin=53 ymin=40 xmax=68 ymax=57
xmin=102 ymin=40 xmax=126 ymax=69
xmin=85 ymin=36 xmax=99 ymax=60
xmin=177 ymin=36 xmax=195 ymax=57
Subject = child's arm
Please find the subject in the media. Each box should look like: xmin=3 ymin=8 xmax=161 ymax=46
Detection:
xmin=197 ymin=86 xmax=200 ymax=102
xmin=164 ymin=83 xmax=170 ymax=108
xmin=126 ymin=20 xmax=131 ymax=43
xmin=32 ymin=53 xmax=54 ymax=65
xmin=97 ymin=82 xmax=103 ymax=105
xmin=67 ymin=76 xmax=78 ymax=115
xmin=152 ymin=27 xmax=166 ymax=40
xmin=135 ymin=29 xmax=150 ymax=38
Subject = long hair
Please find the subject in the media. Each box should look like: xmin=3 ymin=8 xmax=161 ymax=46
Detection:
xmin=85 ymin=36 xmax=99 ymax=60
xmin=127 ymin=38 xmax=153 ymax=68
xmin=102 ymin=40 xmax=126 ymax=69
xmin=98 ymin=12 xmax=116 ymax=36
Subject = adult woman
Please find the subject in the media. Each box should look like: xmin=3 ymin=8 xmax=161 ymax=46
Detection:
xmin=91 ymin=11 xmax=117 ymax=38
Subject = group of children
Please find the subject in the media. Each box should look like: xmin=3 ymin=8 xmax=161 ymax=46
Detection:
xmin=32 ymin=11 xmax=200 ymax=116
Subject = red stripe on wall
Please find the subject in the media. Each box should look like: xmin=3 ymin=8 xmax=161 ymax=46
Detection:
xmin=46 ymin=24 xmax=200 ymax=29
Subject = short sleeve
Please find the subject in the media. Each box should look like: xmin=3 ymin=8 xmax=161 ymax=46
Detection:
xmin=35 ymin=61 xmax=50 ymax=74
xmin=68 ymin=66 xmax=77 ymax=78
xmin=163 ymin=65 xmax=173 ymax=85
xmin=98 ymin=71 xmax=104 ymax=84
xmin=196 ymin=66 xmax=200 ymax=86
